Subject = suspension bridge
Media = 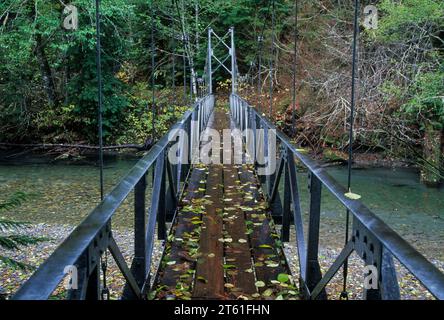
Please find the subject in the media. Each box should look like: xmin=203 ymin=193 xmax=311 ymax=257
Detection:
xmin=12 ymin=8 xmax=444 ymax=300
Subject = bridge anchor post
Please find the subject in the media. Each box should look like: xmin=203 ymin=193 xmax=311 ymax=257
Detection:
xmin=304 ymin=173 xmax=327 ymax=299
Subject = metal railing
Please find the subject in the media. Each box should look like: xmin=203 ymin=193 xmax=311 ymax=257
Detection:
xmin=13 ymin=94 xmax=214 ymax=300
xmin=230 ymin=93 xmax=444 ymax=300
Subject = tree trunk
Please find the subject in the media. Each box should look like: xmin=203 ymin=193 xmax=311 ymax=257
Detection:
xmin=420 ymin=124 xmax=442 ymax=187
xmin=28 ymin=1 xmax=56 ymax=107
xmin=35 ymin=33 xmax=57 ymax=106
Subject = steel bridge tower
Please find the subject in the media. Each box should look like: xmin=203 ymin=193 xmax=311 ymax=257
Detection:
xmin=206 ymin=27 xmax=238 ymax=95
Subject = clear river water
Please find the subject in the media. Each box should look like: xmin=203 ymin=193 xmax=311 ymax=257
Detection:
xmin=0 ymin=154 xmax=443 ymax=261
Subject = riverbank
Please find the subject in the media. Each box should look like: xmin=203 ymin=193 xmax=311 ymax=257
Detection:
xmin=319 ymin=148 xmax=414 ymax=169
xmin=0 ymin=142 xmax=416 ymax=169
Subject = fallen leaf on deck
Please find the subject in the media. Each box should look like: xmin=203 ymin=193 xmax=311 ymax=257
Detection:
xmin=277 ymin=273 xmax=290 ymax=283
xmin=345 ymin=192 xmax=361 ymax=200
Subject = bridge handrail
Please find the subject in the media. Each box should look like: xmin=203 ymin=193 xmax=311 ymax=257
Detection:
xmin=230 ymin=93 xmax=444 ymax=300
xmin=13 ymin=94 xmax=215 ymax=300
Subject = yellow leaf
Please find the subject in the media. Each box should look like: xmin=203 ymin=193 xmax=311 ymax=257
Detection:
xmin=345 ymin=192 xmax=361 ymax=200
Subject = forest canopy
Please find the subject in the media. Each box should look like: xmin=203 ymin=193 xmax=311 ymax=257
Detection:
xmin=0 ymin=0 xmax=292 ymax=145
xmin=0 ymin=0 xmax=443 ymax=180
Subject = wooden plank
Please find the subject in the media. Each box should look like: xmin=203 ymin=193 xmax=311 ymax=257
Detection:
xmin=155 ymin=107 xmax=297 ymax=300
xmin=153 ymin=166 xmax=207 ymax=299
xmin=192 ymin=164 xmax=225 ymax=299
xmin=223 ymin=165 xmax=257 ymax=298
xmin=238 ymin=164 xmax=292 ymax=296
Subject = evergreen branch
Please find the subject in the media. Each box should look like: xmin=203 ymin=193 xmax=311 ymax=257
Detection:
xmin=0 ymin=219 xmax=30 ymax=232
xmin=0 ymin=255 xmax=35 ymax=271
xmin=0 ymin=235 xmax=49 ymax=250
xmin=0 ymin=192 xmax=29 ymax=212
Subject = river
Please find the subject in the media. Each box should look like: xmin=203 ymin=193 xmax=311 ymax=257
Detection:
xmin=0 ymin=154 xmax=443 ymax=261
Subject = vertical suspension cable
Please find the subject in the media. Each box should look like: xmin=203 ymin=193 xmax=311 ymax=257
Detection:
xmin=95 ymin=0 xmax=104 ymax=201
xmin=190 ymin=70 xmax=193 ymax=103
xmin=183 ymin=35 xmax=187 ymax=103
xmin=95 ymin=0 xmax=109 ymax=300
xmin=291 ymin=0 xmax=299 ymax=136
xmin=258 ymin=36 xmax=263 ymax=112
xmin=150 ymin=1 xmax=156 ymax=136
xmin=207 ymin=28 xmax=212 ymax=95
xmin=269 ymin=0 xmax=275 ymax=118
xmin=195 ymin=0 xmax=199 ymax=51
xmin=340 ymin=0 xmax=360 ymax=300
xmin=252 ymin=0 xmax=273 ymax=112
xmin=231 ymin=27 xmax=236 ymax=94
xmin=172 ymin=15 xmax=176 ymax=108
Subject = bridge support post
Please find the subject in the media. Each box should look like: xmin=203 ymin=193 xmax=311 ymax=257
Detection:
xmin=208 ymin=28 xmax=212 ymax=95
xmin=256 ymin=119 xmax=266 ymax=187
xmin=378 ymin=248 xmax=401 ymax=300
xmin=68 ymin=252 xmax=99 ymax=300
xmin=85 ymin=265 xmax=100 ymax=300
xmin=363 ymin=246 xmax=401 ymax=300
xmin=304 ymin=173 xmax=327 ymax=299
xmin=133 ymin=174 xmax=147 ymax=290
xmin=264 ymin=127 xmax=271 ymax=197
xmin=157 ymin=153 xmax=167 ymax=241
xmin=185 ymin=116 xmax=192 ymax=179
xmin=230 ymin=27 xmax=236 ymax=94
xmin=282 ymin=152 xmax=291 ymax=242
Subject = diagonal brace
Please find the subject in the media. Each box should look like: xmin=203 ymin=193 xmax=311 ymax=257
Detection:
xmin=108 ymin=236 xmax=142 ymax=299
xmin=310 ymin=241 xmax=354 ymax=300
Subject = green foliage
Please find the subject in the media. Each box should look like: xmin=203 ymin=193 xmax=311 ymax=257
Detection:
xmin=0 ymin=192 xmax=29 ymax=212
xmin=377 ymin=0 xmax=444 ymax=41
xmin=116 ymin=85 xmax=189 ymax=145
xmin=0 ymin=192 xmax=48 ymax=270
xmin=0 ymin=0 xmax=136 ymax=143
xmin=0 ymin=0 xmax=293 ymax=145
xmin=0 ymin=0 xmax=292 ymax=144
xmin=376 ymin=0 xmax=443 ymax=132
xmin=402 ymin=70 xmax=444 ymax=130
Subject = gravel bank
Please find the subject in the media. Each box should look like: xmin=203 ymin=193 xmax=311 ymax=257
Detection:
xmin=283 ymin=229 xmax=444 ymax=300
xmin=1 ymin=224 xmax=442 ymax=300
xmin=0 ymin=223 xmax=164 ymax=299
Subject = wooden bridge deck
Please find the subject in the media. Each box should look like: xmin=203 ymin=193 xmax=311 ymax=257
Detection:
xmin=152 ymin=108 xmax=296 ymax=300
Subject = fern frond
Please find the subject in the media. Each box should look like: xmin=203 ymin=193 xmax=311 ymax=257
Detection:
xmin=0 ymin=192 xmax=29 ymax=212
xmin=0 ymin=219 xmax=29 ymax=232
xmin=0 ymin=255 xmax=35 ymax=270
